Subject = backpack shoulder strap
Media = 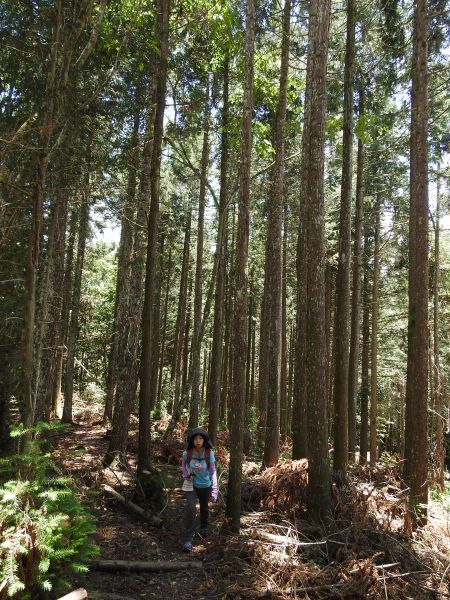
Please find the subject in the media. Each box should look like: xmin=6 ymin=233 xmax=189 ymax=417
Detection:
xmin=187 ymin=447 xmax=193 ymax=460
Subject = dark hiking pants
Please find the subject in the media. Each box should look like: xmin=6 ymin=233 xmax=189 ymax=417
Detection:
xmin=184 ymin=486 xmax=211 ymax=542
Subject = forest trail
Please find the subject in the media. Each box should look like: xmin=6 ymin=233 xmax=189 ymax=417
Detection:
xmin=50 ymin=410 xmax=257 ymax=600
xmin=49 ymin=402 xmax=450 ymax=600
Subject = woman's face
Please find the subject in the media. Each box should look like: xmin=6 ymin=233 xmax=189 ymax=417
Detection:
xmin=193 ymin=434 xmax=204 ymax=449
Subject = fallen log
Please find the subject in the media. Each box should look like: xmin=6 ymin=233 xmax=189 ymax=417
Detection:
xmin=102 ymin=485 xmax=162 ymax=527
xmin=57 ymin=589 xmax=87 ymax=600
xmin=90 ymin=559 xmax=203 ymax=572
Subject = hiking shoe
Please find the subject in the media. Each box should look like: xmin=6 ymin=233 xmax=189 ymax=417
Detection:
xmin=182 ymin=541 xmax=193 ymax=552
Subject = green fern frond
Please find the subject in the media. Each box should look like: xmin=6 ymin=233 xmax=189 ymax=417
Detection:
xmin=40 ymin=579 xmax=52 ymax=591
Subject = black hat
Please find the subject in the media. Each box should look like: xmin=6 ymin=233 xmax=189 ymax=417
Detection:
xmin=187 ymin=427 xmax=213 ymax=449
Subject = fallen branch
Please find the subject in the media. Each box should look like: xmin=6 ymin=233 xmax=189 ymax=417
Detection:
xmin=377 ymin=570 xmax=431 ymax=581
xmin=249 ymin=529 xmax=300 ymax=547
xmin=102 ymin=484 xmax=162 ymax=527
xmin=57 ymin=590 xmax=87 ymax=600
xmin=249 ymin=528 xmax=346 ymax=548
xmin=88 ymin=594 xmax=138 ymax=600
xmin=90 ymin=559 xmax=203 ymax=572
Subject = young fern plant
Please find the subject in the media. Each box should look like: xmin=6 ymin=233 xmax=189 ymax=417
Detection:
xmin=0 ymin=423 xmax=98 ymax=599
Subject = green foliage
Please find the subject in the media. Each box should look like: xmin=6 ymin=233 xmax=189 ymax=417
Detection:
xmin=354 ymin=113 xmax=377 ymax=145
xmin=430 ymin=482 xmax=450 ymax=512
xmin=0 ymin=428 xmax=98 ymax=598
xmin=378 ymin=451 xmax=400 ymax=468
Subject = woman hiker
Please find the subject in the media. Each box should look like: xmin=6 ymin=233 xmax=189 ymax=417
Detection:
xmin=181 ymin=427 xmax=218 ymax=552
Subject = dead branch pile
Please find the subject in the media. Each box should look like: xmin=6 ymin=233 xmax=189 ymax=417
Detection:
xmin=241 ymin=460 xmax=309 ymax=515
xmin=236 ymin=461 xmax=446 ymax=599
xmin=260 ymin=460 xmax=309 ymax=514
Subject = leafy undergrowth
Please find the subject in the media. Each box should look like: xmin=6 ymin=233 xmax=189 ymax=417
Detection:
xmin=50 ymin=399 xmax=450 ymax=599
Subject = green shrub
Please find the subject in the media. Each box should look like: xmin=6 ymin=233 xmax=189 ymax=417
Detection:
xmin=0 ymin=425 xmax=98 ymax=598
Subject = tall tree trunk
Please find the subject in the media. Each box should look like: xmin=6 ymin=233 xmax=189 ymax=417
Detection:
xmin=62 ymin=190 xmax=90 ymax=424
xmin=156 ymin=249 xmax=172 ymax=415
xmin=20 ymin=0 xmax=62 ymax=429
xmin=104 ymin=109 xmax=141 ymax=423
xmin=292 ymin=1 xmax=313 ymax=460
xmin=292 ymin=125 xmax=309 ymax=458
xmin=150 ymin=232 xmax=165 ymax=411
xmin=332 ymin=0 xmax=355 ymax=474
xmin=263 ymin=0 xmax=291 ymax=468
xmin=245 ymin=281 xmax=254 ymax=409
xmin=182 ymin=281 xmax=192 ymax=400
xmin=138 ymin=0 xmax=171 ymax=475
xmin=348 ymin=79 xmax=365 ymax=462
xmin=370 ymin=198 xmax=380 ymax=468
xmin=35 ymin=175 xmax=69 ymax=422
xmin=221 ymin=243 xmax=231 ymax=426
xmin=0 ymin=366 xmax=12 ymax=454
xmin=359 ymin=229 xmax=370 ymax=465
xmin=189 ymin=95 xmax=210 ymax=430
xmin=226 ymin=0 xmax=255 ymax=532
xmin=104 ymin=49 xmax=161 ymax=466
xmin=250 ymin=314 xmax=256 ymax=408
xmin=280 ymin=223 xmax=288 ymax=436
xmin=207 ymin=56 xmax=230 ymax=445
xmin=171 ymin=209 xmax=192 ymax=414
xmin=304 ymin=0 xmax=332 ymax=518
xmin=258 ymin=258 xmax=270 ymax=421
xmin=404 ymin=0 xmax=429 ymax=528
xmin=286 ymin=323 xmax=295 ymax=435
xmin=325 ymin=263 xmax=334 ymax=420
xmin=54 ymin=209 xmax=77 ymax=415
xmin=433 ymin=172 xmax=444 ymax=489
xmin=226 ymin=203 xmax=237 ymax=426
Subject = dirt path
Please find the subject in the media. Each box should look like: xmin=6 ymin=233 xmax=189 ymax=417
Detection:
xmin=51 ymin=419 xmax=259 ymax=600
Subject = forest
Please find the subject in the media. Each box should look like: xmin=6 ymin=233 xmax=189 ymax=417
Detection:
xmin=1 ymin=0 xmax=450 ymax=598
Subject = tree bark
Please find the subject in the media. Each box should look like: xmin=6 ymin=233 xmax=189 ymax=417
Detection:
xmin=104 ymin=108 xmax=141 ymax=423
xmin=303 ymin=0 xmax=332 ymax=518
xmin=332 ymin=0 xmax=355 ymax=474
xmin=104 ymin=60 xmax=160 ymax=467
xmin=348 ymin=77 xmax=364 ymax=463
xmin=189 ymin=94 xmax=210 ymax=430
xmin=207 ymin=55 xmax=229 ymax=446
xmin=226 ymin=0 xmax=255 ymax=532
xmin=246 ymin=280 xmax=254 ymax=410
xmin=292 ymin=0 xmax=315 ymax=461
xmin=263 ymin=0 xmax=291 ymax=468
xmin=20 ymin=0 xmax=62 ymax=429
xmin=359 ymin=229 xmax=370 ymax=465
xmin=150 ymin=232 xmax=165 ymax=412
xmin=54 ymin=209 xmax=77 ymax=416
xmin=171 ymin=209 xmax=192 ymax=414
xmin=156 ymin=249 xmax=172 ymax=415
xmin=138 ymin=0 xmax=171 ymax=475
xmin=370 ymin=198 xmax=380 ymax=468
xmin=35 ymin=174 xmax=69 ymax=422
xmin=280 ymin=223 xmax=288 ymax=436
xmin=62 ymin=188 xmax=90 ymax=424
xmin=404 ymin=0 xmax=429 ymax=528
xmin=433 ymin=171 xmax=444 ymax=489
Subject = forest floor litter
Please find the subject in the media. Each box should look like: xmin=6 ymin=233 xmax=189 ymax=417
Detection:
xmin=50 ymin=400 xmax=450 ymax=599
